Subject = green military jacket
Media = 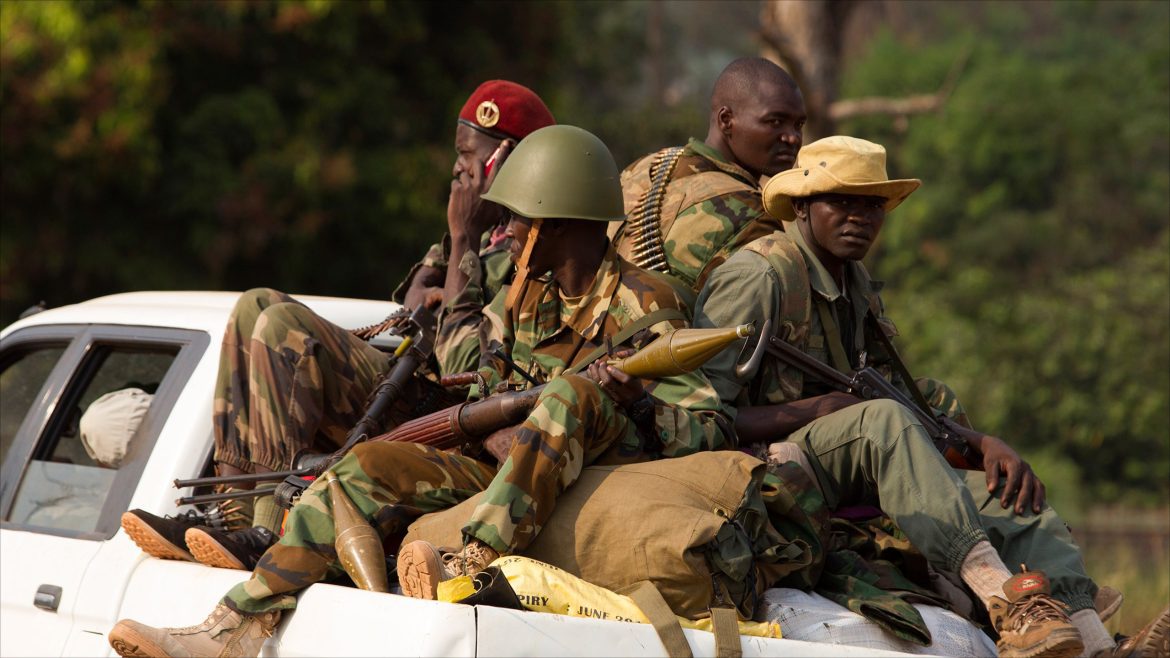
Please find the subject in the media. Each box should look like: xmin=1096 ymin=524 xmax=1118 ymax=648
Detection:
xmin=693 ymin=227 xmax=913 ymax=419
xmin=462 ymin=245 xmax=727 ymax=457
xmin=610 ymin=138 xmax=782 ymax=296
xmin=391 ymin=227 xmax=515 ymax=375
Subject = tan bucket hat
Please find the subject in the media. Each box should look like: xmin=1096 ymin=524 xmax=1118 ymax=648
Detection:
xmin=762 ymin=135 xmax=921 ymax=221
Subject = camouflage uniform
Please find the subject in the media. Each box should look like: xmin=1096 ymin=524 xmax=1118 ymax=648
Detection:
xmin=213 ymin=288 xmax=390 ymax=472
xmin=391 ymin=227 xmax=516 ymax=376
xmin=693 ymin=228 xmax=1097 ymax=613
xmin=222 ymin=246 xmax=728 ymax=614
xmin=610 ymin=139 xmax=783 ymax=295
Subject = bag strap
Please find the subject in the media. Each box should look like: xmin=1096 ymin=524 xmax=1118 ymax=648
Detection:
xmin=710 ymin=606 xmax=743 ymax=658
xmin=564 ymin=307 xmax=687 ymax=375
xmin=628 ymin=581 xmax=694 ymax=658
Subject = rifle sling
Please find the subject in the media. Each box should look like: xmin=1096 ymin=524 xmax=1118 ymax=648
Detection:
xmin=564 ymin=307 xmax=687 ymax=376
xmin=864 ymin=311 xmax=936 ymax=420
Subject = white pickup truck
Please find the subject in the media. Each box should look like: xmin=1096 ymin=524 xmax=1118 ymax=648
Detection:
xmin=0 ymin=291 xmax=992 ymax=657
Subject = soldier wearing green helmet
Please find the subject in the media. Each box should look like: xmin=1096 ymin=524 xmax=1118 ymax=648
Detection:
xmin=108 ymin=125 xmax=729 ymax=657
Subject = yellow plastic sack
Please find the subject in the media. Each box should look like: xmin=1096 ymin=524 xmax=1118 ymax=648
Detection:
xmin=439 ymin=555 xmax=781 ymax=639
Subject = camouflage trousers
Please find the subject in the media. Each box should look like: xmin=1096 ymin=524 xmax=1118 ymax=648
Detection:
xmin=789 ymin=389 xmax=1096 ymax=613
xmin=223 ymin=374 xmax=721 ymax=613
xmin=213 ymin=288 xmax=390 ymax=472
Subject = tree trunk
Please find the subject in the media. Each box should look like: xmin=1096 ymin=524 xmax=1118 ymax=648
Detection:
xmin=759 ymin=0 xmax=858 ymax=140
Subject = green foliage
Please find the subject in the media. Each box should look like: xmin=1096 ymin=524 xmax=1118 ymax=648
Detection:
xmin=842 ymin=1 xmax=1170 ymax=505
xmin=0 ymin=0 xmax=1165 ymax=505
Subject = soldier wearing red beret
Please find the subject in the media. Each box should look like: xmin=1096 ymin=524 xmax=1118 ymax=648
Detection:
xmin=395 ymin=82 xmax=555 ymax=380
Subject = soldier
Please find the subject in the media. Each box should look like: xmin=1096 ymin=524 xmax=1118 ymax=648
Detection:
xmin=610 ymin=57 xmax=805 ymax=300
xmin=395 ymin=79 xmax=556 ymax=374
xmin=694 ymin=135 xmax=1170 ymax=658
xmin=118 ymin=80 xmax=555 ymax=572
xmin=107 ymin=125 xmax=729 ymax=658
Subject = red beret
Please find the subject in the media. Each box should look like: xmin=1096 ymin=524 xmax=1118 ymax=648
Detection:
xmin=458 ymin=80 xmax=555 ymax=141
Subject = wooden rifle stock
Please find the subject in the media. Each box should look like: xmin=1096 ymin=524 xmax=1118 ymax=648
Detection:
xmin=370 ymin=385 xmax=545 ymax=450
xmin=738 ymin=321 xmax=981 ymax=470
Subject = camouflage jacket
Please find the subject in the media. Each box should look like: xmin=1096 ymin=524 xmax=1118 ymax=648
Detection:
xmin=391 ymin=227 xmax=515 ymax=375
xmin=463 ymin=245 xmax=727 ymax=457
xmin=693 ymin=228 xmax=916 ymax=419
xmin=610 ymin=138 xmax=782 ymax=295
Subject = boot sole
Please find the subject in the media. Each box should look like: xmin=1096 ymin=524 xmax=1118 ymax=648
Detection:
xmin=120 ymin=512 xmax=195 ymax=562
xmin=397 ymin=542 xmax=445 ymax=600
xmin=1000 ymin=627 xmax=1084 ymax=658
xmin=1134 ymin=606 xmax=1170 ymax=657
xmin=185 ymin=528 xmax=247 ymax=570
xmin=108 ymin=621 xmax=171 ymax=658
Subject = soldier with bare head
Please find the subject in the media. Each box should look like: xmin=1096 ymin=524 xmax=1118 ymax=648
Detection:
xmin=609 ymin=56 xmax=805 ymax=300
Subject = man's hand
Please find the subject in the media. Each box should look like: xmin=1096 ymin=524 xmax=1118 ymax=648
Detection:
xmin=448 ymin=140 xmax=513 ymax=240
xmin=978 ymin=433 xmax=1046 ymax=514
xmin=586 ymin=350 xmax=645 ymax=409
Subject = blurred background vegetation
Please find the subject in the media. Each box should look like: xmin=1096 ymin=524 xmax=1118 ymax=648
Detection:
xmin=1 ymin=0 xmax=1167 ymax=628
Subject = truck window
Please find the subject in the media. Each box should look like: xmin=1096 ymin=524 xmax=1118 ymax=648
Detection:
xmin=7 ymin=344 xmax=178 ymax=534
xmin=0 ymin=345 xmax=69 ymax=465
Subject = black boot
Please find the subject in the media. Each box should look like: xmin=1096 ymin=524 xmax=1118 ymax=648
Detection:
xmin=120 ymin=509 xmax=207 ymax=562
xmin=185 ymin=526 xmax=277 ymax=570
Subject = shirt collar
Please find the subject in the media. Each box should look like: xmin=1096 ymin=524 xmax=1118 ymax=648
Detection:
xmin=558 ymin=243 xmax=622 ymax=342
xmin=686 ymin=138 xmax=759 ymax=188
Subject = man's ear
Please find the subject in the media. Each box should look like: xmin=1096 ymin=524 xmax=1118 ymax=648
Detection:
xmin=792 ymin=199 xmax=808 ymax=220
xmin=716 ymin=106 xmax=734 ymax=136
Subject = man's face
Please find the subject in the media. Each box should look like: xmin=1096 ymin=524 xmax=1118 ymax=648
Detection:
xmin=505 ymin=214 xmax=544 ymax=269
xmin=453 ymin=123 xmax=502 ymax=178
xmin=796 ymin=193 xmax=887 ymax=266
xmin=724 ymin=83 xmax=806 ymax=179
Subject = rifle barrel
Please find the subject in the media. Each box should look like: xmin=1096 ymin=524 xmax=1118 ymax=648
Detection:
xmin=176 ymin=486 xmax=285 ymax=506
xmin=174 ymin=468 xmax=308 ymax=489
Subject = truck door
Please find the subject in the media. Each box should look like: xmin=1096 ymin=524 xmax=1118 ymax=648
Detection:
xmin=0 ymin=325 xmax=205 ymax=657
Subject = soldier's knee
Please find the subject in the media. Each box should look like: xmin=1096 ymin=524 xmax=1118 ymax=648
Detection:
xmin=856 ymin=399 xmax=933 ymax=450
xmin=252 ymin=302 xmax=314 ymax=345
xmin=539 ymin=374 xmax=605 ymax=410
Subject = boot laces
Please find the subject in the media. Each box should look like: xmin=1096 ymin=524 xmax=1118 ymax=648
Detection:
xmin=442 ymin=541 xmax=498 ymax=576
xmin=1006 ymin=593 xmax=1070 ymax=631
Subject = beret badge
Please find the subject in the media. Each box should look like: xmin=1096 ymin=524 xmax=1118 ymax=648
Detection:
xmin=476 ymin=100 xmax=500 ymax=128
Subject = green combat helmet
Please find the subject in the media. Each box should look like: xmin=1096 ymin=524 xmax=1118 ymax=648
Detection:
xmin=481 ymin=124 xmax=625 ymax=222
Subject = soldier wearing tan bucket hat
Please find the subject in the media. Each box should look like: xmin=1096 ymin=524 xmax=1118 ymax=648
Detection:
xmin=694 ymin=136 xmax=1170 ymax=658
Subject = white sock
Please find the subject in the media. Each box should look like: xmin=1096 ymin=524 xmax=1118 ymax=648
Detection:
xmin=959 ymin=540 xmax=1015 ymax=608
xmin=1070 ymin=609 xmax=1114 ymax=657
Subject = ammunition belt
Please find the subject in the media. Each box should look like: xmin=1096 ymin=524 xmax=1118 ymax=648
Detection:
xmin=627 ymin=146 xmax=685 ymax=273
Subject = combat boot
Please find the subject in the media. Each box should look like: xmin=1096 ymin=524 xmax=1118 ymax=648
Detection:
xmin=108 ymin=603 xmax=280 ymax=658
xmin=989 ymin=568 xmax=1084 ymax=658
xmin=1092 ymin=606 xmax=1170 ymax=658
xmin=185 ymin=526 xmax=277 ymax=570
xmin=397 ymin=539 xmax=500 ymax=600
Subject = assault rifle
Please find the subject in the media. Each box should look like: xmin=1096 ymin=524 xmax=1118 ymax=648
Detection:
xmin=174 ymin=304 xmax=438 ymax=506
xmin=736 ymin=319 xmax=982 ymax=470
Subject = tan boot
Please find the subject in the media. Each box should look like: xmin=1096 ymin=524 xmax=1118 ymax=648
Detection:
xmin=989 ymin=569 xmax=1084 ymax=658
xmin=1093 ymin=606 xmax=1170 ymax=658
xmin=108 ymin=603 xmax=280 ymax=658
xmin=397 ymin=539 xmax=500 ymax=600
xmin=1095 ymin=585 xmax=1124 ymax=623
